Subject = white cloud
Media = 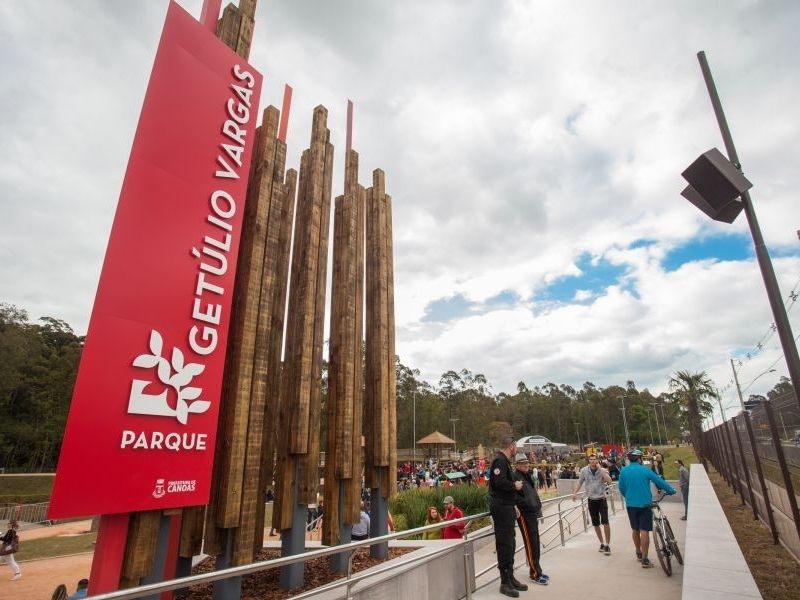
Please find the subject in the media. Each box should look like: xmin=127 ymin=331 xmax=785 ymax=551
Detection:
xmin=1 ymin=0 xmax=799 ymax=409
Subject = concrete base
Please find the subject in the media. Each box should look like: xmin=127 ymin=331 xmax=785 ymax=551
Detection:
xmin=682 ymin=464 xmax=762 ymax=599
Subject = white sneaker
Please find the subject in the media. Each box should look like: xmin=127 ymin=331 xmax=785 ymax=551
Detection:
xmin=11 ymin=573 xmax=21 ymax=581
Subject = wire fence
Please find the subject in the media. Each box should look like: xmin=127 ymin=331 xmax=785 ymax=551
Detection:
xmin=703 ymin=394 xmax=800 ymax=562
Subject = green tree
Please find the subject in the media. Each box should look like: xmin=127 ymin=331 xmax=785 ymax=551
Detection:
xmin=668 ymin=370 xmax=715 ymax=464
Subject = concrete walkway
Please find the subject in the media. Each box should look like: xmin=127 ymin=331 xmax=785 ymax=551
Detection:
xmin=471 ymin=498 xmax=686 ymax=600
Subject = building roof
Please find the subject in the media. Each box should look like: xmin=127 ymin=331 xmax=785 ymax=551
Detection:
xmin=418 ymin=431 xmax=456 ymax=445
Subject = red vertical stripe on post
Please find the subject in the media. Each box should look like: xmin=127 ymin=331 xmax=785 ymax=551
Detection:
xmin=199 ymin=0 xmax=222 ymax=33
xmin=278 ymin=84 xmax=293 ymax=142
xmin=87 ymin=513 xmax=130 ymax=595
xmin=346 ymin=99 xmax=354 ymax=152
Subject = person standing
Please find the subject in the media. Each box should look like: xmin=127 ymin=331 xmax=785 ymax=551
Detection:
xmin=0 ymin=520 xmax=21 ymax=580
xmin=351 ymin=504 xmax=371 ymax=541
xmin=423 ymin=506 xmax=444 ymax=540
xmin=618 ymin=449 xmax=676 ymax=568
xmin=514 ymin=454 xmax=548 ymax=585
xmin=442 ymin=496 xmax=465 ymax=539
xmin=572 ymin=455 xmax=613 ymax=554
xmin=676 ymin=459 xmax=690 ymax=520
xmin=489 ymin=436 xmax=528 ymax=598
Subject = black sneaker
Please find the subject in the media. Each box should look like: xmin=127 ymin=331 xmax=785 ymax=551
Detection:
xmin=636 ymin=551 xmax=642 ymax=562
xmin=604 ymin=545 xmax=611 ymax=555
xmin=641 ymin=558 xmax=654 ymax=568
xmin=599 ymin=544 xmax=605 ymax=553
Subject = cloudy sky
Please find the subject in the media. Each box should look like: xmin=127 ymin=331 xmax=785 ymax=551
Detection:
xmin=2 ymin=0 xmax=799 ymax=422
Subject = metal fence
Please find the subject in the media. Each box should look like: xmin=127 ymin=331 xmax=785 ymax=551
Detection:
xmin=79 ymin=486 xmax=621 ymax=600
xmin=702 ymin=395 xmax=800 ymax=562
xmin=0 ymin=501 xmax=51 ymax=524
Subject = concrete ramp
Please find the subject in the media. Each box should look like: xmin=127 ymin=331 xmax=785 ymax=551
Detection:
xmin=471 ymin=498 xmax=686 ymax=600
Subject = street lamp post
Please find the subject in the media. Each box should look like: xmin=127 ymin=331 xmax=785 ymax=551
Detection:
xmin=652 ymin=405 xmax=663 ymax=446
xmin=646 ymin=410 xmax=655 ymax=447
xmin=450 ymin=418 xmax=459 ymax=456
xmin=619 ymin=396 xmax=632 ymax=450
xmin=732 ymin=362 xmax=776 ymax=411
xmin=413 ymin=391 xmax=417 ymax=467
xmin=574 ymin=422 xmax=582 ymax=452
xmin=686 ymin=51 xmax=800 ymax=413
xmin=715 ymin=388 xmax=727 ymax=423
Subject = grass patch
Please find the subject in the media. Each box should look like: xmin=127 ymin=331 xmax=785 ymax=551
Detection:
xmin=0 ymin=474 xmax=54 ymax=504
xmin=16 ymin=532 xmax=96 ymax=561
xmin=708 ymin=467 xmax=800 ymax=600
xmin=660 ymin=446 xmax=698 ymax=480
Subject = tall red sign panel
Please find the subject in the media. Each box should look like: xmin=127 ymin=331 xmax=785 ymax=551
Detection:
xmin=49 ymin=1 xmax=262 ymax=518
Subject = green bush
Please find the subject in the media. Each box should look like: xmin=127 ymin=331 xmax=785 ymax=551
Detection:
xmin=389 ymin=485 xmax=489 ymax=532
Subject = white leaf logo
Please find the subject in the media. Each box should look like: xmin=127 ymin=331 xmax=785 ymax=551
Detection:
xmin=127 ymin=329 xmax=210 ymax=424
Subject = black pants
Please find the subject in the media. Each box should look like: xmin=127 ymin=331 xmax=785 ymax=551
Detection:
xmin=490 ymin=501 xmax=516 ymax=572
xmin=517 ymin=511 xmax=542 ymax=578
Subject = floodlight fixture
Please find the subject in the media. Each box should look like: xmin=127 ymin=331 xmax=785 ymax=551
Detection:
xmin=681 ymin=147 xmax=751 ymax=223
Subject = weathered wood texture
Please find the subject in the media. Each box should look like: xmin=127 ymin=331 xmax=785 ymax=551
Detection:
xmin=216 ymin=1 xmax=257 ymax=60
xmin=364 ymin=170 xmax=397 ymax=495
xmin=323 ymin=149 xmax=365 ymax=546
xmin=120 ymin=510 xmax=162 ymax=588
xmin=201 ymin=105 xmax=294 ymax=565
xmin=274 ymin=106 xmax=334 ymax=527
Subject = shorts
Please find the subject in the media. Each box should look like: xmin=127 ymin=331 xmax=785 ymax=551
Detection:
xmin=626 ymin=506 xmax=653 ymax=531
xmin=587 ymin=498 xmax=608 ymax=526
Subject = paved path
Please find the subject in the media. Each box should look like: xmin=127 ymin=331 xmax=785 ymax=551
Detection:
xmin=472 ymin=498 xmax=686 ymax=600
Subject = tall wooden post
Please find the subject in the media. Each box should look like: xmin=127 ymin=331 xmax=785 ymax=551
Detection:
xmin=273 ymin=106 xmax=333 ymax=589
xmin=364 ymin=169 xmax=396 ymax=559
xmin=324 ymin=145 xmax=365 ymax=571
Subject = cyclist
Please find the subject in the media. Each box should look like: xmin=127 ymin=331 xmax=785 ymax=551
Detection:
xmin=618 ymin=449 xmax=676 ymax=568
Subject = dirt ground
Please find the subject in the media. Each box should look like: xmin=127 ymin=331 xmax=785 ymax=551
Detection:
xmin=0 ymin=552 xmax=93 ymax=598
xmin=708 ymin=468 xmax=800 ymax=600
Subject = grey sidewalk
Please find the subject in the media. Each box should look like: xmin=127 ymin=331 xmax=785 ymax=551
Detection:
xmin=471 ymin=499 xmax=686 ymax=600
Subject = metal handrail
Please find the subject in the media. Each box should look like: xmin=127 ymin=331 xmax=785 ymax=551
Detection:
xmin=85 ymin=486 xmax=619 ymax=600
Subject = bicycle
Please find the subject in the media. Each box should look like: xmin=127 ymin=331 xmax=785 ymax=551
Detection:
xmin=650 ymin=491 xmax=683 ymax=576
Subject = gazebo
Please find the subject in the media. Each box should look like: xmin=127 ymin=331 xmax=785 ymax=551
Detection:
xmin=417 ymin=430 xmax=456 ymax=463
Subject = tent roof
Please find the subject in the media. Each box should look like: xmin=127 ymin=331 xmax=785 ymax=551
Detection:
xmin=417 ymin=430 xmax=456 ymax=445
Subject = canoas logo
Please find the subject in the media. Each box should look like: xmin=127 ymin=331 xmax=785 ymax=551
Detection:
xmin=128 ymin=330 xmax=210 ymax=424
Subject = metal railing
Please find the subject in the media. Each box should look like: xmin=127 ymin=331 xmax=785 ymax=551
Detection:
xmin=0 ymin=501 xmax=51 ymax=524
xmin=83 ymin=486 xmax=620 ymax=600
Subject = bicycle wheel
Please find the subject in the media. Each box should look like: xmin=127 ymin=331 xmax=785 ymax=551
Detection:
xmin=652 ymin=525 xmax=672 ymax=576
xmin=664 ymin=518 xmax=683 ymax=565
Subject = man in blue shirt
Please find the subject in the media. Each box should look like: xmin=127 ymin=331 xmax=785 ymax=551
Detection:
xmin=618 ymin=449 xmax=676 ymax=568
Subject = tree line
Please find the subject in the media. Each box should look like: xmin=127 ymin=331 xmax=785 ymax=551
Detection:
xmin=2 ymin=302 xmax=792 ymax=471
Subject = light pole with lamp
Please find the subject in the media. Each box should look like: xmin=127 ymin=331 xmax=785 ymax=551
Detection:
xmin=574 ymin=422 xmax=582 ymax=453
xmin=619 ymin=396 xmax=632 ymax=451
xmin=412 ymin=391 xmax=417 ymax=467
xmin=657 ymin=402 xmax=669 ymax=443
xmin=682 ymin=51 xmax=800 ymax=413
xmin=450 ymin=418 xmax=459 ymax=458
xmin=732 ymin=364 xmax=776 ymax=411
xmin=651 ymin=403 xmax=664 ymax=446
xmin=646 ymin=410 xmax=655 ymax=447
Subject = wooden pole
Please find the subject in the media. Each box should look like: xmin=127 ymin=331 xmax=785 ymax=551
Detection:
xmin=364 ymin=169 xmax=397 ymax=558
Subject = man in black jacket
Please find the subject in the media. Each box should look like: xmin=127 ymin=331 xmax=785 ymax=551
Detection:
xmin=489 ymin=436 xmax=528 ymax=598
xmin=514 ymin=454 xmax=548 ymax=585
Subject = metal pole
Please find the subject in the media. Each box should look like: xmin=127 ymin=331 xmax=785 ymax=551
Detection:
xmin=413 ymin=391 xmax=417 ymax=467
xmin=619 ymin=397 xmax=631 ymax=450
xmin=646 ymin=411 xmax=654 ymax=448
xmin=652 ymin=404 xmax=663 ymax=446
xmin=779 ymin=413 xmax=789 ymax=440
xmin=731 ymin=359 xmax=746 ymax=412
xmin=698 ymin=51 xmax=800 ymax=412
xmin=763 ymin=400 xmax=800 ymax=543
xmin=716 ymin=389 xmax=727 ymax=423
xmin=743 ymin=411 xmax=779 ymax=543
xmin=723 ymin=420 xmax=744 ymax=504
xmin=731 ymin=416 xmax=758 ymax=519
xmin=574 ymin=422 xmax=582 ymax=452
xmin=658 ymin=403 xmax=669 ymax=443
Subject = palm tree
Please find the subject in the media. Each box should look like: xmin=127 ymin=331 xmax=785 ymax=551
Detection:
xmin=668 ymin=370 xmax=716 ymax=464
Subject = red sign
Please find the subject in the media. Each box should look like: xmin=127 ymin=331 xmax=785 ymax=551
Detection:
xmin=49 ymin=1 xmax=262 ymax=518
